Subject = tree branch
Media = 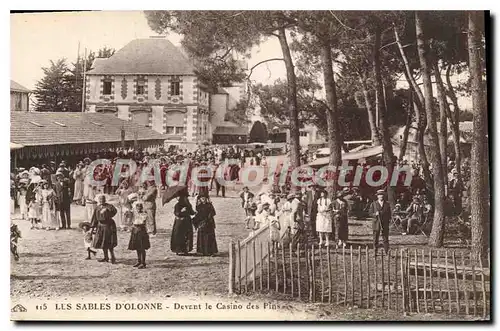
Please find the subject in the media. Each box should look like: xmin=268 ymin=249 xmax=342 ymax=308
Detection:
xmin=246 ymin=58 xmax=284 ymax=79
xmin=329 ymin=11 xmax=357 ymax=31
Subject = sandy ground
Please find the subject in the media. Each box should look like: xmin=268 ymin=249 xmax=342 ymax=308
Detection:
xmin=10 ymin=164 xmax=475 ymax=320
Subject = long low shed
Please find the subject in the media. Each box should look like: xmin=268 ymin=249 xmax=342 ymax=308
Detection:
xmin=11 ymin=112 xmax=166 ymax=161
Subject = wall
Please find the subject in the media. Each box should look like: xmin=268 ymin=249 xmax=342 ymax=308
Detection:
xmin=210 ymin=94 xmax=228 ymax=126
xmin=86 ymin=74 xmax=209 ymax=145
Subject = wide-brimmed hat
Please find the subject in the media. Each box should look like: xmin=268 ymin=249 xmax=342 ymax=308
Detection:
xmin=287 ymin=193 xmax=296 ymax=200
xmin=376 ymin=189 xmax=386 ymax=196
xmin=78 ymin=221 xmax=92 ymax=229
xmin=39 ymin=179 xmax=48 ymax=185
xmin=55 ymin=171 xmax=64 ymax=177
xmin=413 ymin=196 xmax=421 ymax=201
xmin=262 ymin=202 xmax=270 ymax=208
xmin=127 ymin=193 xmax=139 ymax=202
xmin=132 ymin=201 xmax=144 ymax=209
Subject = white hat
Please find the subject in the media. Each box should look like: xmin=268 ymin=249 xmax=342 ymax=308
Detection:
xmin=132 ymin=201 xmax=144 ymax=209
xmin=127 ymin=193 xmax=138 ymax=202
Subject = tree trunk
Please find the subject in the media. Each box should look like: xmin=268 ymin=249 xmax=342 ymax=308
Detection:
xmin=434 ymin=60 xmax=449 ymax=182
xmin=416 ymin=11 xmax=447 ymax=247
xmin=277 ymin=27 xmax=300 ymax=169
xmin=468 ymin=10 xmax=489 ymax=259
xmin=360 ymin=76 xmax=380 ymax=145
xmin=445 ymin=64 xmax=462 ymax=178
xmin=373 ymin=27 xmax=395 ymax=208
xmin=395 ymin=25 xmax=431 ymax=183
xmin=399 ymin=89 xmax=414 ymax=160
xmin=320 ymin=40 xmax=342 ymax=197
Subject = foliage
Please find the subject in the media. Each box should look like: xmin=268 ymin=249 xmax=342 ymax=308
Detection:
xmin=224 ymin=99 xmax=252 ymax=125
xmin=249 ymin=120 xmax=269 ymax=143
xmin=33 ymin=47 xmax=115 ymax=112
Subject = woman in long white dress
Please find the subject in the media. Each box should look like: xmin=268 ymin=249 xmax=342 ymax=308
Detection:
xmin=39 ymin=180 xmax=59 ymax=230
xmin=73 ymin=163 xmax=85 ymax=204
xmin=316 ymin=190 xmax=332 ymax=246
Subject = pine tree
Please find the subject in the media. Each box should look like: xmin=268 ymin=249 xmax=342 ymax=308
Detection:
xmin=33 ymin=59 xmax=71 ymax=112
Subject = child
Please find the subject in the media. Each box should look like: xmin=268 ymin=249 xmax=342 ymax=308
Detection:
xmin=128 ymin=201 xmax=150 ymax=269
xmin=17 ymin=181 xmax=28 ymax=220
xmin=269 ymin=215 xmax=281 ymax=249
xmin=80 ymin=222 xmax=97 ymax=260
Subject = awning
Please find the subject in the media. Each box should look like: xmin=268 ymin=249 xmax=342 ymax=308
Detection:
xmin=10 ymin=142 xmax=24 ymax=150
xmin=308 ymin=145 xmax=400 ymax=168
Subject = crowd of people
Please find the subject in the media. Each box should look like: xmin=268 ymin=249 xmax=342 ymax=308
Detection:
xmin=10 ymin=143 xmax=473 ymax=265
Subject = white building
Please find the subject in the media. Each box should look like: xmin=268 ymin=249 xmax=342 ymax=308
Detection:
xmin=85 ymin=37 xmax=211 ymax=150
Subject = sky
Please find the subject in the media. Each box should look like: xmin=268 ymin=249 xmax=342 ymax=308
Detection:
xmin=10 ymin=10 xmax=472 ymax=114
xmin=10 ymin=11 xmax=287 ymax=92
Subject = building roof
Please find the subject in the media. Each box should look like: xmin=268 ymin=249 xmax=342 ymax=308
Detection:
xmin=11 ymin=112 xmax=166 ymax=147
xmin=10 ymin=80 xmax=30 ymax=93
xmin=87 ymin=38 xmax=195 ymax=75
xmin=213 ymin=123 xmax=248 ymax=136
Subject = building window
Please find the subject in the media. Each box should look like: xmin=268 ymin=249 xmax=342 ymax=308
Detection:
xmin=300 ymin=131 xmax=307 ymax=137
xmin=131 ymin=111 xmax=149 ymax=127
xmin=16 ymin=94 xmax=22 ymax=110
xmin=103 ymin=80 xmax=112 ymax=95
xmin=204 ymin=124 xmax=207 ymax=134
xmin=175 ymin=127 xmax=184 ymax=135
xmin=136 ymin=78 xmax=146 ymax=95
xmin=170 ymin=77 xmax=180 ymax=96
xmin=166 ymin=126 xmax=175 ymax=134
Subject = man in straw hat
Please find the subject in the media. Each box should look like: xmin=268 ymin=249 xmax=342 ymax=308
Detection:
xmin=369 ymin=189 xmax=391 ymax=253
xmin=402 ymin=195 xmax=424 ymax=235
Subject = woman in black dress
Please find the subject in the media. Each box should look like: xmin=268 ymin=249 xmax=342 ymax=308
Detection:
xmin=170 ymin=194 xmax=195 ymax=255
xmin=192 ymin=194 xmax=218 ymax=256
xmin=91 ymin=194 xmax=118 ymax=263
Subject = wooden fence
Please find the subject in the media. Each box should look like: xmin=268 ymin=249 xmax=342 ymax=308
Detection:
xmin=228 ymin=241 xmax=490 ymax=318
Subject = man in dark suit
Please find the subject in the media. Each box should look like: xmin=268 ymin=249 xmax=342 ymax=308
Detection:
xmin=448 ymin=169 xmax=463 ymax=215
xmin=53 ymin=172 xmax=72 ymax=229
xmin=305 ymin=184 xmax=320 ymax=238
xmin=369 ymin=189 xmax=391 ymax=253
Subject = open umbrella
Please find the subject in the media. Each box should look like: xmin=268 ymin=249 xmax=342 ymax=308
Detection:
xmin=162 ymin=185 xmax=188 ymax=205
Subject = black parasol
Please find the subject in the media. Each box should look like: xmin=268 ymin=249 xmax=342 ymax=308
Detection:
xmin=162 ymin=185 xmax=189 ymax=205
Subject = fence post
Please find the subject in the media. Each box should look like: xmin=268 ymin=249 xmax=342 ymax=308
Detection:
xmin=350 ymin=246 xmax=354 ymax=307
xmin=478 ymin=253 xmax=487 ymax=318
xmin=445 ymin=250 xmax=452 ymax=313
xmin=274 ymin=242 xmax=278 ymax=292
xmin=343 ymin=246 xmax=348 ymax=307
xmin=422 ymin=249 xmax=428 ymax=313
xmin=259 ymin=241 xmax=263 ymax=291
xmin=281 ymin=243 xmax=286 ymax=294
xmin=414 ymin=249 xmax=419 ymax=313
xmin=327 ymin=246 xmax=332 ymax=304
xmin=228 ymin=240 xmax=234 ymax=294
xmin=381 ymin=249 xmax=385 ymax=309
xmin=461 ymin=251 xmax=469 ymax=315
xmin=308 ymin=249 xmax=313 ymax=302
xmin=237 ymin=240 xmax=242 ymax=294
xmin=358 ymin=246 xmax=363 ymax=308
xmin=267 ymin=241 xmax=271 ymax=291
xmin=452 ymin=251 xmax=460 ymax=314
xmin=366 ymin=246 xmax=370 ymax=309
xmin=437 ymin=250 xmax=443 ymax=310
xmin=373 ymin=249 xmax=378 ymax=308
xmin=429 ymin=249 xmax=434 ymax=312
xmin=320 ymin=245 xmax=325 ymax=303
xmin=244 ymin=243 xmax=249 ymax=293
xmin=289 ymin=243 xmax=294 ymax=298
xmin=336 ymin=246 xmax=340 ymax=305
xmin=394 ymin=249 xmax=399 ymax=313
xmin=400 ymin=249 xmax=406 ymax=315
xmin=470 ymin=251 xmax=477 ymax=316
xmin=311 ymin=244 xmax=316 ymax=302
xmin=252 ymin=240 xmax=256 ymax=292
xmin=297 ymin=243 xmax=301 ymax=300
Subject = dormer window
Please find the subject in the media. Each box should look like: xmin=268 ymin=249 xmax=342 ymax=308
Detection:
xmin=136 ymin=77 xmax=146 ymax=95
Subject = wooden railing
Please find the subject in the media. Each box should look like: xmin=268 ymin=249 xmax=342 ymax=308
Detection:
xmin=228 ymin=242 xmax=490 ymax=318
